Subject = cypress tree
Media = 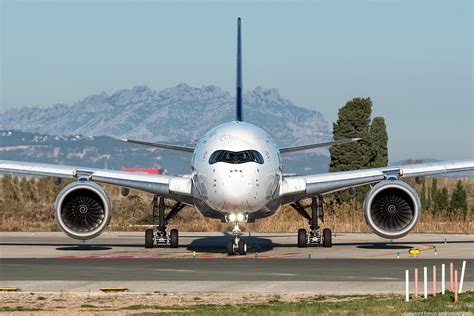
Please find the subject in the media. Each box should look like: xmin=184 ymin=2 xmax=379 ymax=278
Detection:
xmin=434 ymin=187 xmax=449 ymax=216
xmin=427 ymin=179 xmax=431 ymax=210
xmin=420 ymin=181 xmax=427 ymax=211
xmin=329 ymin=97 xmax=390 ymax=204
xmin=449 ymin=180 xmax=468 ymax=218
xmin=329 ymin=97 xmax=372 ymax=172
xmin=368 ymin=117 xmax=388 ymax=168
xmin=430 ymin=178 xmax=438 ymax=215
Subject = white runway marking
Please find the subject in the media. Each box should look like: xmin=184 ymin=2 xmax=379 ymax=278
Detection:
xmin=345 ymin=276 xmax=398 ymax=280
xmin=152 ymin=269 xmax=197 ymax=273
xmin=259 ymin=273 xmax=297 ymax=276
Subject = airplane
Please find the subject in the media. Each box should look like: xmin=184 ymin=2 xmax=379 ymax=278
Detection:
xmin=1 ymin=18 xmax=473 ymax=255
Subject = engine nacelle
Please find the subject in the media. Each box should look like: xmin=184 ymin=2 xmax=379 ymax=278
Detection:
xmin=55 ymin=181 xmax=112 ymax=240
xmin=363 ymin=180 xmax=421 ymax=239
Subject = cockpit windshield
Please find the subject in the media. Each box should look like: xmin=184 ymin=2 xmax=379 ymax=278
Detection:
xmin=209 ymin=150 xmax=264 ymax=165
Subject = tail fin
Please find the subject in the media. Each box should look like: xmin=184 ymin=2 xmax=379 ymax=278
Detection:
xmin=236 ymin=17 xmax=243 ymax=121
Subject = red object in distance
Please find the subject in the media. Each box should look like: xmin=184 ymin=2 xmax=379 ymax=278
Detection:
xmin=120 ymin=168 xmax=162 ymax=175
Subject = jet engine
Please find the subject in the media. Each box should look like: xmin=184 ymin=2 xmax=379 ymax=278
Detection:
xmin=54 ymin=181 xmax=112 ymax=240
xmin=363 ymin=180 xmax=421 ymax=239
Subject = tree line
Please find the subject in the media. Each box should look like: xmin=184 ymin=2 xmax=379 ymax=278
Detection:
xmin=328 ymin=97 xmax=470 ymax=218
xmin=420 ymin=178 xmax=469 ymax=219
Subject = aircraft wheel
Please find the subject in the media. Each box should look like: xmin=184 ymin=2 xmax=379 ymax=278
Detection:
xmin=322 ymin=228 xmax=332 ymax=248
xmin=227 ymin=240 xmax=235 ymax=255
xmin=170 ymin=229 xmax=179 ymax=248
xmin=297 ymin=228 xmax=307 ymax=248
xmin=145 ymin=229 xmax=154 ymax=248
xmin=238 ymin=240 xmax=247 ymax=255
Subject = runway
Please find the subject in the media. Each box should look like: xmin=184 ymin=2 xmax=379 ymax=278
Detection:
xmin=1 ymin=232 xmax=473 ymax=293
xmin=1 ymin=231 xmax=473 ymax=259
xmin=2 ymin=258 xmax=472 ymax=281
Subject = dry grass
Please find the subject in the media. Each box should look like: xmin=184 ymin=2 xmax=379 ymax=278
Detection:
xmin=0 ymin=175 xmax=472 ymax=233
xmin=1 ymin=291 xmax=473 ymax=315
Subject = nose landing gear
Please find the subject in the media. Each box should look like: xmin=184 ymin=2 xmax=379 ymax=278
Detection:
xmin=291 ymin=196 xmax=332 ymax=248
xmin=227 ymin=223 xmax=247 ymax=255
xmin=144 ymin=195 xmax=185 ymax=249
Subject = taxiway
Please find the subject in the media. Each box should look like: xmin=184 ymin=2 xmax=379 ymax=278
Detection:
xmin=1 ymin=232 xmax=472 ymax=293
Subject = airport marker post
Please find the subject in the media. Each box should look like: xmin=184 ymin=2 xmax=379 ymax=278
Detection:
xmin=423 ymin=267 xmax=428 ymax=299
xmin=405 ymin=270 xmax=409 ymax=302
xmin=459 ymin=260 xmax=466 ymax=293
xmin=432 ymin=265 xmax=436 ymax=297
xmin=450 ymin=262 xmax=454 ymax=291
xmin=454 ymin=270 xmax=458 ymax=303
xmin=414 ymin=268 xmax=418 ymax=298
xmin=441 ymin=263 xmax=445 ymax=294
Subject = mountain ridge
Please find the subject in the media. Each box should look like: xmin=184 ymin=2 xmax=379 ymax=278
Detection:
xmin=0 ymin=84 xmax=330 ymax=146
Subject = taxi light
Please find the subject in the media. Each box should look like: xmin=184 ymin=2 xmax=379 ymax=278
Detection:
xmin=236 ymin=213 xmax=245 ymax=222
xmin=228 ymin=212 xmax=237 ymax=223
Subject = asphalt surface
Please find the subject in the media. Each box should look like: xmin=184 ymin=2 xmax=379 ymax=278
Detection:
xmin=1 ymin=232 xmax=472 ymax=293
xmin=1 ymin=258 xmax=472 ymax=282
xmin=1 ymin=232 xmax=473 ymax=259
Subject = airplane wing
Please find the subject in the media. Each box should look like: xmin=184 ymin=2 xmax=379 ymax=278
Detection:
xmin=0 ymin=160 xmax=192 ymax=200
xmin=279 ymin=138 xmax=361 ymax=154
xmin=280 ymin=160 xmax=474 ymax=204
xmin=120 ymin=139 xmax=195 ymax=152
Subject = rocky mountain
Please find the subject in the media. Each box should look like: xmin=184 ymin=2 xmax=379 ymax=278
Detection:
xmin=0 ymin=130 xmax=329 ymax=175
xmin=0 ymin=84 xmax=332 ymax=174
xmin=0 ymin=84 xmax=330 ymax=147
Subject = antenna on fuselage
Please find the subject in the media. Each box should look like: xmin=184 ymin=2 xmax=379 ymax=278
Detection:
xmin=236 ymin=17 xmax=243 ymax=122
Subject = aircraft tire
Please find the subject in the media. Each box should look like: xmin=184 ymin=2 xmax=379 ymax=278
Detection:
xmin=238 ymin=240 xmax=247 ymax=255
xmin=145 ymin=229 xmax=154 ymax=248
xmin=322 ymin=228 xmax=332 ymax=247
xmin=297 ymin=228 xmax=307 ymax=248
xmin=170 ymin=229 xmax=179 ymax=248
xmin=227 ymin=240 xmax=235 ymax=255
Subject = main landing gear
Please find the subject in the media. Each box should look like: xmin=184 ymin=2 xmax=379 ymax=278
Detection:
xmin=290 ymin=196 xmax=332 ymax=248
xmin=145 ymin=195 xmax=185 ymax=249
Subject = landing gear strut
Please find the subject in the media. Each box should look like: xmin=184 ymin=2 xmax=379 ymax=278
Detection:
xmin=227 ymin=222 xmax=247 ymax=256
xmin=290 ymin=196 xmax=332 ymax=248
xmin=144 ymin=195 xmax=185 ymax=248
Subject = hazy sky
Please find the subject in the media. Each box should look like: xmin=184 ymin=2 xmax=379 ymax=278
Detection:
xmin=1 ymin=0 xmax=472 ymax=161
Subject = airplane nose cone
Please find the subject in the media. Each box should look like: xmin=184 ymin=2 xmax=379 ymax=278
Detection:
xmin=202 ymin=166 xmax=267 ymax=212
xmin=222 ymin=172 xmax=257 ymax=202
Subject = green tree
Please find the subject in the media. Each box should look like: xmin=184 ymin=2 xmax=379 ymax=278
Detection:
xmin=427 ymin=180 xmax=431 ymax=210
xmin=329 ymin=97 xmax=389 ymax=204
xmin=430 ymin=178 xmax=438 ymax=215
xmin=449 ymin=180 xmax=468 ymax=219
xmin=434 ymin=187 xmax=449 ymax=216
xmin=420 ymin=181 xmax=427 ymax=211
xmin=368 ymin=117 xmax=388 ymax=168
xmin=329 ymin=97 xmax=372 ymax=172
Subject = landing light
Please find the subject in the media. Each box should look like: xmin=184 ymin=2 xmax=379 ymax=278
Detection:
xmin=228 ymin=212 xmax=237 ymax=223
xmin=236 ymin=213 xmax=245 ymax=222
xmin=226 ymin=212 xmax=247 ymax=223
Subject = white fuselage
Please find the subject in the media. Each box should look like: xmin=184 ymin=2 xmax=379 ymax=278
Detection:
xmin=191 ymin=121 xmax=282 ymax=220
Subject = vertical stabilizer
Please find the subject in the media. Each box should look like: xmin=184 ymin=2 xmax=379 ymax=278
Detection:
xmin=236 ymin=18 xmax=243 ymax=121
